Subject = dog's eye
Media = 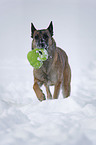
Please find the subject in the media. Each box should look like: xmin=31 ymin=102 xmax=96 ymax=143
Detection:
xmin=35 ymin=35 xmax=39 ymax=40
xmin=43 ymin=33 xmax=48 ymax=39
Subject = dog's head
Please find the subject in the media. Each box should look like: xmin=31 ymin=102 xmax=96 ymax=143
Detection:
xmin=31 ymin=21 xmax=53 ymax=50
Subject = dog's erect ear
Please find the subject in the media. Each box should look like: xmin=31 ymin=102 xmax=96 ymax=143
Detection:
xmin=47 ymin=21 xmax=53 ymax=37
xmin=31 ymin=23 xmax=36 ymax=38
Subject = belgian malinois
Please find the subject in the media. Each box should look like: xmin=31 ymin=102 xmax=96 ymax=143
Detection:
xmin=31 ymin=21 xmax=71 ymax=101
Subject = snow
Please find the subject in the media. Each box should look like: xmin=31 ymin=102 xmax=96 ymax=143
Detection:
xmin=0 ymin=59 xmax=96 ymax=145
xmin=0 ymin=0 xmax=96 ymax=144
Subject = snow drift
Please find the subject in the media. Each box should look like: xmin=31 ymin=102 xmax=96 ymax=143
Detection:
xmin=0 ymin=59 xmax=96 ymax=145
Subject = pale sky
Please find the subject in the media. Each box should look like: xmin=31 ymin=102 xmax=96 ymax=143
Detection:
xmin=0 ymin=0 xmax=96 ymax=68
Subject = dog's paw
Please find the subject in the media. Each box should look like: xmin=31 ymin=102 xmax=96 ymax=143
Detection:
xmin=38 ymin=93 xmax=46 ymax=101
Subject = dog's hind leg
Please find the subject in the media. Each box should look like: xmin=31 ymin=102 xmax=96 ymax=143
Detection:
xmin=44 ymin=84 xmax=52 ymax=99
xmin=33 ymin=79 xmax=46 ymax=101
xmin=62 ymin=62 xmax=71 ymax=98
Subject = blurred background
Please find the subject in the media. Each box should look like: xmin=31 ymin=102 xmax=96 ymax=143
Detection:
xmin=0 ymin=0 xmax=96 ymax=95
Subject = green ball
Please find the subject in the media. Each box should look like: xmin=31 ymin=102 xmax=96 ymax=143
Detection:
xmin=27 ymin=48 xmax=48 ymax=69
xmin=38 ymin=49 xmax=48 ymax=61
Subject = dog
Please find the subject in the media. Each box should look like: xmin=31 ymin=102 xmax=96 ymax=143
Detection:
xmin=31 ymin=21 xmax=71 ymax=101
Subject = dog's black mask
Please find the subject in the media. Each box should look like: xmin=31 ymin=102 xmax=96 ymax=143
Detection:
xmin=31 ymin=21 xmax=53 ymax=50
xmin=34 ymin=31 xmax=49 ymax=49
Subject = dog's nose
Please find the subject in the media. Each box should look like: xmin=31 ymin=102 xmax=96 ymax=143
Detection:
xmin=41 ymin=43 xmax=44 ymax=48
xmin=40 ymin=38 xmax=43 ymax=43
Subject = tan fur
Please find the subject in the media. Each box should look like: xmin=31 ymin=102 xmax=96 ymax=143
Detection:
xmin=31 ymin=23 xmax=71 ymax=101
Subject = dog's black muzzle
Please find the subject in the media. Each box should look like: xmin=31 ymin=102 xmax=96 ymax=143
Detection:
xmin=37 ymin=41 xmax=48 ymax=50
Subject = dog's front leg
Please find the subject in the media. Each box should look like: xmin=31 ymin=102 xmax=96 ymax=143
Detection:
xmin=44 ymin=84 xmax=52 ymax=99
xmin=33 ymin=79 xmax=46 ymax=101
xmin=53 ymin=82 xmax=61 ymax=99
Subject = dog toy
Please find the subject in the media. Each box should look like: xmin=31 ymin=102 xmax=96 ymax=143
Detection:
xmin=27 ymin=48 xmax=48 ymax=69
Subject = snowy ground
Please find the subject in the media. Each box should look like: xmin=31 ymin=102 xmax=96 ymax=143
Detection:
xmin=0 ymin=58 xmax=96 ymax=145
xmin=0 ymin=0 xmax=96 ymax=144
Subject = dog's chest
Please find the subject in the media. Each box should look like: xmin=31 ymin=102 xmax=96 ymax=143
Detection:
xmin=34 ymin=62 xmax=57 ymax=86
xmin=40 ymin=69 xmax=57 ymax=85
